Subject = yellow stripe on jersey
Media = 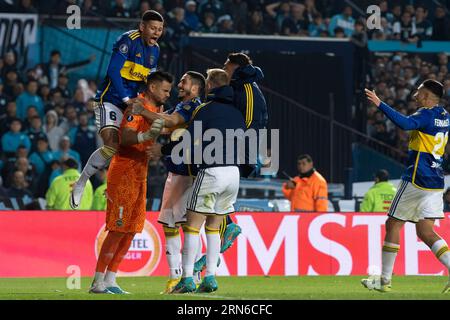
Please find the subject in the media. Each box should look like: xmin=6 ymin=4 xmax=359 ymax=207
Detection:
xmin=191 ymin=101 xmax=212 ymax=120
xmin=120 ymin=60 xmax=150 ymax=82
xmin=246 ymin=84 xmax=254 ymax=128
xmin=409 ymin=130 xmax=447 ymax=157
xmin=128 ymin=31 xmax=140 ymax=39
xmin=100 ymin=80 xmax=111 ymax=103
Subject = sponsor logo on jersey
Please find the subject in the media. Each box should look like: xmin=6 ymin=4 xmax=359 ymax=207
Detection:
xmin=95 ymin=220 xmax=161 ymax=276
xmin=136 ymin=52 xmax=141 ymax=58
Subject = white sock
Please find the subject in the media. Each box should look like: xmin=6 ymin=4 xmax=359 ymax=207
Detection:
xmin=181 ymin=227 xmax=200 ymax=278
xmin=431 ymin=239 xmax=450 ymax=275
xmin=381 ymin=241 xmax=400 ymax=282
xmin=166 ymin=233 xmax=182 ymax=279
xmin=93 ymin=272 xmax=104 ymax=283
xmin=104 ymin=271 xmax=117 ymax=286
xmin=205 ymin=227 xmax=221 ymax=277
xmin=78 ymin=148 xmax=109 ymax=186
xmin=195 ymin=235 xmax=203 ymax=263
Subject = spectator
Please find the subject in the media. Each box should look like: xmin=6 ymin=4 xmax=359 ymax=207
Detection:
xmin=15 ymin=80 xmax=44 ymax=120
xmin=308 ymin=13 xmax=327 ymax=37
xmin=393 ymin=11 xmax=419 ymax=43
xmin=199 ymin=0 xmax=224 ymax=19
xmin=26 ymin=115 xmax=47 ymax=153
xmin=199 ymin=12 xmax=218 ymax=33
xmin=265 ymin=1 xmax=291 ymax=33
xmin=3 ymin=70 xmax=19 ymax=98
xmin=334 ymin=26 xmax=345 ymax=38
xmin=282 ymin=154 xmax=328 ymax=212
xmin=28 ymin=136 xmax=57 ymax=177
xmin=18 ymin=0 xmax=38 ymax=13
xmin=68 ymin=112 xmax=97 ymax=167
xmin=45 ymin=158 xmax=93 ymax=210
xmin=51 ymin=74 xmax=71 ymax=99
xmin=7 ymin=171 xmax=33 ymax=199
xmin=82 ymin=0 xmax=99 ymax=16
xmin=1 ymin=119 xmax=31 ymax=156
xmin=224 ymin=0 xmax=248 ymax=34
xmin=134 ymin=0 xmax=150 ymax=18
xmin=92 ymin=168 xmax=107 ymax=211
xmin=48 ymin=160 xmax=62 ymax=186
xmin=167 ymin=7 xmax=191 ymax=49
xmin=7 ymin=157 xmax=36 ymax=191
xmin=432 ymin=5 xmax=450 ymax=41
xmin=23 ymin=106 xmax=39 ymax=131
xmin=43 ymin=110 xmax=65 ymax=151
xmin=77 ymin=79 xmax=95 ymax=103
xmin=0 ymin=101 xmax=17 ymax=136
xmin=217 ymin=14 xmax=235 ymax=33
xmin=246 ymin=9 xmax=270 ymax=35
xmin=0 ymin=176 xmax=8 ymax=198
xmin=41 ymin=50 xmax=95 ymax=89
xmin=0 ymin=82 xmax=9 ymax=110
xmin=1 ymin=50 xmax=17 ymax=80
xmin=108 ymin=0 xmax=131 ymax=18
xmin=184 ymin=1 xmax=201 ymax=32
xmin=360 ymin=169 xmax=397 ymax=212
xmin=281 ymin=4 xmax=309 ymax=36
xmin=413 ymin=5 xmax=433 ymax=41
xmin=38 ymin=84 xmax=51 ymax=105
xmin=71 ymin=88 xmax=87 ymax=113
xmin=372 ymin=121 xmax=395 ymax=146
xmin=54 ymin=135 xmax=81 ymax=165
xmin=59 ymin=105 xmax=79 ymax=133
xmin=328 ymin=5 xmax=355 ymax=37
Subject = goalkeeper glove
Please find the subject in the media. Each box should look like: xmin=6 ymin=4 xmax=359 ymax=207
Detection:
xmin=137 ymin=118 xmax=165 ymax=143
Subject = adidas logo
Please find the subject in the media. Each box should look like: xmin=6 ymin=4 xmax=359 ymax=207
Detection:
xmin=136 ymin=53 xmax=141 ymax=58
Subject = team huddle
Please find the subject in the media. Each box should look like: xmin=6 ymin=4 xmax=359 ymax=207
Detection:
xmin=69 ymin=10 xmax=267 ymax=294
xmin=69 ymin=9 xmax=450 ymax=295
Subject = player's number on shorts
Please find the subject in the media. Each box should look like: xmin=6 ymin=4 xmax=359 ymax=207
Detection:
xmin=432 ymin=132 xmax=449 ymax=160
xmin=109 ymin=111 xmax=117 ymax=121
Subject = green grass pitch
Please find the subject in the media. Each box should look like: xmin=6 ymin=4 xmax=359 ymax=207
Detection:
xmin=0 ymin=276 xmax=449 ymax=300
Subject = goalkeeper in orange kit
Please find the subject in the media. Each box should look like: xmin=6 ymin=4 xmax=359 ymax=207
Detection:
xmin=89 ymin=71 xmax=173 ymax=294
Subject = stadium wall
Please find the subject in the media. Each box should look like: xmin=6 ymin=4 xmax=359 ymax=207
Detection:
xmin=1 ymin=211 xmax=449 ymax=277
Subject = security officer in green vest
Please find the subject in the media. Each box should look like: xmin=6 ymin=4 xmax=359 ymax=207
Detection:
xmin=46 ymin=158 xmax=93 ymax=210
xmin=92 ymin=168 xmax=107 ymax=211
xmin=360 ymin=169 xmax=397 ymax=212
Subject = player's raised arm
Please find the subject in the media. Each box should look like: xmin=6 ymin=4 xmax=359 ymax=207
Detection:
xmin=365 ymin=88 xmax=428 ymax=131
xmin=130 ymin=102 xmax=186 ymax=128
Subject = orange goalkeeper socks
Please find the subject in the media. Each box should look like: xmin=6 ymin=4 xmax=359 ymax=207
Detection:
xmin=95 ymin=231 xmax=125 ymax=273
xmin=107 ymin=232 xmax=135 ymax=273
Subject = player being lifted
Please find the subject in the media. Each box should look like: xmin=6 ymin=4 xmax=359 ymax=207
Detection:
xmin=89 ymin=71 xmax=171 ymax=294
xmin=70 ymin=10 xmax=164 ymax=209
xmin=362 ymin=80 xmax=450 ymax=293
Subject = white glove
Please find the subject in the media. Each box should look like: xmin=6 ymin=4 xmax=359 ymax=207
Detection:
xmin=137 ymin=118 xmax=165 ymax=143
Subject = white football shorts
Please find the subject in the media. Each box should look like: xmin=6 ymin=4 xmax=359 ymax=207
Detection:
xmin=94 ymin=101 xmax=123 ymax=133
xmin=158 ymin=172 xmax=193 ymax=228
xmin=388 ymin=180 xmax=444 ymax=223
xmin=186 ymin=166 xmax=240 ymax=215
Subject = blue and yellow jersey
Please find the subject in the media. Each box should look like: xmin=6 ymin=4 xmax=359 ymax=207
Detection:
xmin=162 ymin=97 xmax=203 ymax=176
xmin=379 ymin=102 xmax=450 ymax=190
xmin=95 ymin=30 xmax=159 ymax=110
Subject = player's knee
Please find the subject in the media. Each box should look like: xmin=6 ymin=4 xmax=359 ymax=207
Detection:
xmin=385 ymin=218 xmax=402 ymax=233
xmin=101 ymin=128 xmax=120 ymax=149
xmin=416 ymin=228 xmax=435 ymax=242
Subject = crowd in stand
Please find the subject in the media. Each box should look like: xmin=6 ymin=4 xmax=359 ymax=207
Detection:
xmin=366 ymin=52 xmax=450 ymax=153
xmin=0 ymin=0 xmax=449 ymax=203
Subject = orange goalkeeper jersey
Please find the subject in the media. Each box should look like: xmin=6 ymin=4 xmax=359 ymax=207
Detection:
xmin=107 ymin=94 xmax=161 ymax=184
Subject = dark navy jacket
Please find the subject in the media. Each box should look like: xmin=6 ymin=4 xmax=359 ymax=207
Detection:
xmin=162 ymin=86 xmax=246 ymax=176
xmin=230 ymin=65 xmax=268 ymax=129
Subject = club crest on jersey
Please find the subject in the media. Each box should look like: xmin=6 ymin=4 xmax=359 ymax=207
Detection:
xmin=127 ymin=115 xmax=134 ymax=122
xmin=183 ymin=104 xmax=191 ymax=111
xmin=119 ymin=43 xmax=128 ymax=54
